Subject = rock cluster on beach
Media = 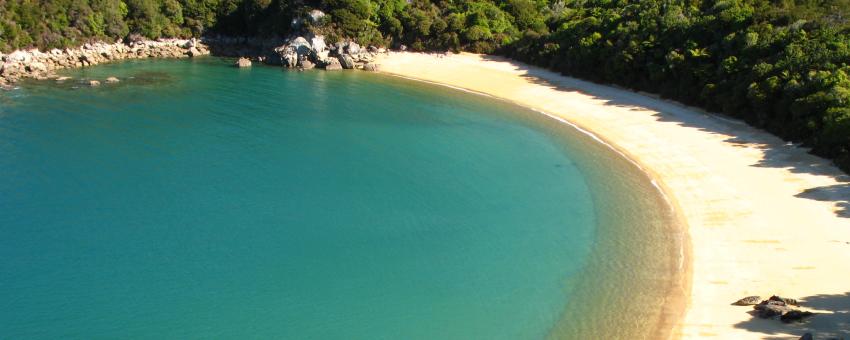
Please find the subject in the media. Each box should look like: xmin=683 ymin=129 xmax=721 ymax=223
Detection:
xmin=0 ymin=38 xmax=211 ymax=88
xmin=731 ymin=295 xmax=814 ymax=323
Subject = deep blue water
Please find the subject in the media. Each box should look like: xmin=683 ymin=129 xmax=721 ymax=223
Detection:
xmin=0 ymin=58 xmax=681 ymax=339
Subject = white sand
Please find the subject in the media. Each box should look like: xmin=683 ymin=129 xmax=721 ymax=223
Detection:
xmin=375 ymin=52 xmax=850 ymax=339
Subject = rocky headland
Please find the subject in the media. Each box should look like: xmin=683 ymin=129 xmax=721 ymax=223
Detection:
xmin=0 ymin=33 xmax=385 ymax=89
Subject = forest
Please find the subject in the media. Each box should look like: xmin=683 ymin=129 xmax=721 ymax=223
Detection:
xmin=1 ymin=0 xmax=849 ymax=172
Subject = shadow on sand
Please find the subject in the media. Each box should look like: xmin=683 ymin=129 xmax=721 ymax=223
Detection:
xmin=480 ymin=54 xmax=850 ymax=218
xmin=731 ymin=292 xmax=850 ymax=339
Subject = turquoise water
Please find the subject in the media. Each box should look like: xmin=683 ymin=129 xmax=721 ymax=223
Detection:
xmin=0 ymin=59 xmax=683 ymax=339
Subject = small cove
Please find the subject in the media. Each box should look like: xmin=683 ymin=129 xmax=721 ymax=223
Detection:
xmin=0 ymin=58 xmax=684 ymax=339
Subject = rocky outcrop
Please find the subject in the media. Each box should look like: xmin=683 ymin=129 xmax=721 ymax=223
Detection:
xmin=1 ymin=38 xmax=211 ymax=85
xmin=270 ymin=36 xmax=385 ymax=71
xmin=0 ymin=34 xmax=389 ymax=86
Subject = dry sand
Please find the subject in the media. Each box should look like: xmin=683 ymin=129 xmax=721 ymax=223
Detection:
xmin=375 ymin=52 xmax=850 ymax=339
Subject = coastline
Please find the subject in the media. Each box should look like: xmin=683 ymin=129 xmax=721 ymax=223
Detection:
xmin=0 ymin=36 xmax=383 ymax=87
xmin=376 ymin=52 xmax=850 ymax=339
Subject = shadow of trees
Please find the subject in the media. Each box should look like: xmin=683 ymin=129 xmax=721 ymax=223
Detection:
xmin=479 ymin=54 xmax=850 ymax=218
xmin=732 ymin=292 xmax=850 ymax=339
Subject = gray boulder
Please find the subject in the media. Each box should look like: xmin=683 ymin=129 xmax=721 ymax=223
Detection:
xmin=362 ymin=63 xmax=379 ymax=72
xmin=314 ymin=50 xmax=331 ymax=64
xmin=346 ymin=41 xmax=361 ymax=55
xmin=324 ymin=59 xmax=342 ymax=71
xmin=309 ymin=9 xmax=326 ymax=23
xmin=311 ymin=35 xmax=327 ymax=53
xmin=275 ymin=45 xmax=298 ymax=68
xmin=291 ymin=37 xmax=312 ymax=58
xmin=338 ymin=54 xmax=355 ymax=69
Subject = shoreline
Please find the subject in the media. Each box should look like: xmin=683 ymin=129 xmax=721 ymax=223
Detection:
xmin=376 ymin=52 xmax=850 ymax=339
xmin=381 ymin=69 xmax=691 ymax=340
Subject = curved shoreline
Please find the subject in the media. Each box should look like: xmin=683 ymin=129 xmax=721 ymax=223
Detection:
xmin=376 ymin=52 xmax=850 ymax=339
xmin=381 ymin=70 xmax=691 ymax=340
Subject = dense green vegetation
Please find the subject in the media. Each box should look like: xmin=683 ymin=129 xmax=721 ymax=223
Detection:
xmin=1 ymin=0 xmax=849 ymax=171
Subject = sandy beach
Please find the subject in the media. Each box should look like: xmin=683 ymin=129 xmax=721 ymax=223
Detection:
xmin=376 ymin=52 xmax=850 ymax=339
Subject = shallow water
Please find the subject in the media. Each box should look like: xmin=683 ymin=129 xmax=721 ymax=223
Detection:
xmin=0 ymin=58 xmax=683 ymax=339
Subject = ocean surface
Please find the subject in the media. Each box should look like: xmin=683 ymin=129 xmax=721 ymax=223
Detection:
xmin=0 ymin=58 xmax=684 ymax=339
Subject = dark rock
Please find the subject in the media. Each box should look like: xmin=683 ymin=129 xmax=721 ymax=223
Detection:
xmin=754 ymin=300 xmax=791 ymax=318
xmin=770 ymin=295 xmax=799 ymax=306
xmin=338 ymin=54 xmax=355 ymax=69
xmin=799 ymin=333 xmax=813 ymax=340
xmin=781 ymin=310 xmax=814 ymax=323
xmin=124 ymin=33 xmax=145 ymax=45
xmin=732 ymin=296 xmax=762 ymax=306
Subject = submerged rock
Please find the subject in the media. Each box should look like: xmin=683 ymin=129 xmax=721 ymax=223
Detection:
xmin=732 ymin=296 xmax=762 ymax=306
xmin=105 ymin=76 xmax=120 ymax=83
xmin=799 ymin=333 xmax=813 ymax=340
xmin=299 ymin=60 xmax=315 ymax=70
xmin=236 ymin=57 xmax=252 ymax=68
xmin=55 ymin=76 xmax=72 ymax=82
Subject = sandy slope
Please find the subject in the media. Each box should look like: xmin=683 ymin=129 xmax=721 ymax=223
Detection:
xmin=375 ymin=52 xmax=850 ymax=339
